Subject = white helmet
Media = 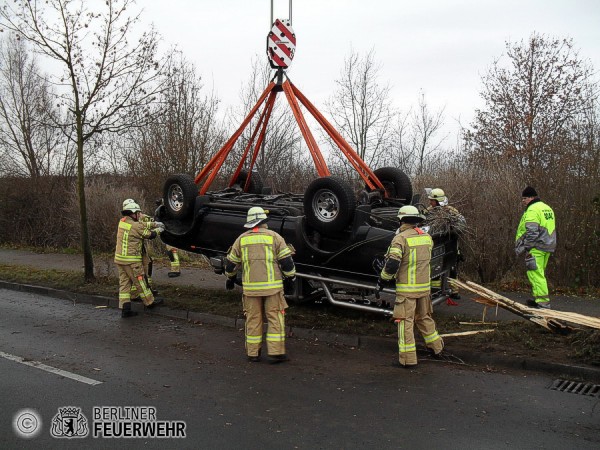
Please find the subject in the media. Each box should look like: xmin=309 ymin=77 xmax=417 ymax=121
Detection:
xmin=245 ymin=206 xmax=268 ymax=228
xmin=122 ymin=199 xmax=141 ymax=213
xmin=428 ymin=188 xmax=447 ymax=203
xmin=397 ymin=205 xmax=424 ymax=222
xmin=122 ymin=198 xmax=136 ymax=210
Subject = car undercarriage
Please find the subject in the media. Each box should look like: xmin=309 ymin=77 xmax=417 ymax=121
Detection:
xmin=157 ymin=171 xmax=459 ymax=316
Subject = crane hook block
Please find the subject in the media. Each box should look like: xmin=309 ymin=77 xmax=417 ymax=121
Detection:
xmin=267 ymin=19 xmax=296 ymax=69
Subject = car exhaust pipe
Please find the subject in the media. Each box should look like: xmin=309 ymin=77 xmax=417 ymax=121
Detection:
xmin=295 ymin=272 xmax=395 ymax=294
xmin=296 ymin=272 xmax=447 ymax=314
xmin=318 ymin=281 xmax=392 ymax=316
xmin=295 ymin=272 xmax=393 ymax=316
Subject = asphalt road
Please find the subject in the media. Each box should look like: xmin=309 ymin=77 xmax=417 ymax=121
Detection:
xmin=1 ymin=288 xmax=599 ymax=449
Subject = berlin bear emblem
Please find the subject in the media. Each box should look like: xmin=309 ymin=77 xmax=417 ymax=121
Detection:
xmin=50 ymin=406 xmax=89 ymax=438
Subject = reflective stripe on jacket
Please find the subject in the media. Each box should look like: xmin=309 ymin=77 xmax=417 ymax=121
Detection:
xmin=515 ymin=199 xmax=556 ymax=255
xmin=226 ymin=225 xmax=296 ymax=296
xmin=380 ymin=224 xmax=433 ymax=298
xmin=114 ymin=217 xmax=155 ymax=264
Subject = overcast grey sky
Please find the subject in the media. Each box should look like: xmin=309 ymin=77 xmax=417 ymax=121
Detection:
xmin=142 ymin=0 xmax=600 ymax=134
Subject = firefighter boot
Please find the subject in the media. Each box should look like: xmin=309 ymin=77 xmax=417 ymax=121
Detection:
xmin=121 ymin=302 xmax=138 ymax=318
xmin=146 ymin=297 xmax=165 ymax=309
xmin=268 ymin=354 xmax=290 ymax=364
xmin=248 ymin=350 xmax=261 ymax=363
xmin=527 ymin=299 xmax=551 ymax=309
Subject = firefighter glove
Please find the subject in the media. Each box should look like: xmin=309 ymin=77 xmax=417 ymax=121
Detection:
xmin=283 ymin=276 xmax=296 ymax=294
xmin=375 ymin=278 xmax=384 ymax=299
xmin=155 ymin=226 xmax=165 ymax=235
xmin=225 ymin=277 xmax=235 ymax=290
xmin=375 ymin=277 xmax=390 ymax=299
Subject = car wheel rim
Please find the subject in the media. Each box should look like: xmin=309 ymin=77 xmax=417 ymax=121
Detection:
xmin=312 ymin=189 xmax=339 ymax=222
xmin=168 ymin=184 xmax=184 ymax=212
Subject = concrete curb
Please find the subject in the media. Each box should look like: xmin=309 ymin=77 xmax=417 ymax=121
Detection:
xmin=2 ymin=279 xmax=599 ymax=381
xmin=450 ymin=350 xmax=600 ymax=383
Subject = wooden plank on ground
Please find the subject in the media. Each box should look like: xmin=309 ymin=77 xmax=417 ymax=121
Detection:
xmin=441 ymin=329 xmax=496 ymax=338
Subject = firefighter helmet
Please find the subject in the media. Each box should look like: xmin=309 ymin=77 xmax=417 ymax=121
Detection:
xmin=122 ymin=199 xmax=141 ymax=214
xmin=245 ymin=206 xmax=268 ymax=228
xmin=428 ymin=188 xmax=446 ymax=203
xmin=122 ymin=198 xmax=136 ymax=210
xmin=397 ymin=205 xmax=424 ymax=222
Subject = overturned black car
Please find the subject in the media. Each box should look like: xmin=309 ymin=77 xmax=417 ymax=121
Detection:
xmin=156 ymin=167 xmax=459 ymax=316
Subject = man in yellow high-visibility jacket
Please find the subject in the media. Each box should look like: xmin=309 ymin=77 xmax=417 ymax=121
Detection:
xmin=114 ymin=199 xmax=165 ymax=318
xmin=225 ymin=207 xmax=296 ymax=363
xmin=515 ymin=187 xmax=557 ymax=309
xmin=378 ymin=205 xmax=444 ymax=367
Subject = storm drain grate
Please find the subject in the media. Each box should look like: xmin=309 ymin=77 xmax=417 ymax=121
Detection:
xmin=549 ymin=379 xmax=600 ymax=397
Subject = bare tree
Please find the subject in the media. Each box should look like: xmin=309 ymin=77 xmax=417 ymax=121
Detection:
xmin=324 ymin=49 xmax=397 ymax=177
xmin=385 ymin=110 xmax=413 ymax=173
xmin=119 ymin=53 xmax=225 ymax=193
xmin=0 ymin=36 xmax=73 ymax=177
xmin=465 ymin=33 xmax=595 ymax=179
xmin=1 ymin=0 xmax=170 ymax=281
xmin=409 ymin=91 xmax=447 ymax=176
xmin=459 ymin=33 xmax=600 ymax=287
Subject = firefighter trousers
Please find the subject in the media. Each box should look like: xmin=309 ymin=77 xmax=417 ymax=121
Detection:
xmin=393 ymin=294 xmax=444 ymax=366
xmin=167 ymin=247 xmax=180 ymax=274
xmin=117 ymin=262 xmax=155 ymax=308
xmin=526 ymin=248 xmax=551 ymax=304
xmin=130 ymin=253 xmax=153 ymax=297
xmin=243 ymin=292 xmax=288 ymax=357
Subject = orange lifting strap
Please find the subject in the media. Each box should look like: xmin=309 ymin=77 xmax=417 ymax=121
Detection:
xmin=195 ymin=74 xmax=385 ymax=195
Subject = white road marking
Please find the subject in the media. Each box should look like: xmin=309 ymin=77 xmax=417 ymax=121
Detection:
xmin=0 ymin=351 xmax=102 ymax=386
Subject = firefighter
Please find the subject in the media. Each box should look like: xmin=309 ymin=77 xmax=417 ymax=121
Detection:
xmin=122 ymin=199 xmax=158 ymax=299
xmin=166 ymin=245 xmax=181 ymax=277
xmin=114 ymin=199 xmax=165 ymax=318
xmin=515 ymin=187 xmax=556 ymax=309
xmin=425 ymin=188 xmax=460 ymax=215
xmin=425 ymin=188 xmax=464 ymax=300
xmin=225 ymin=207 xmax=296 ymax=363
xmin=378 ymin=205 xmax=444 ymax=367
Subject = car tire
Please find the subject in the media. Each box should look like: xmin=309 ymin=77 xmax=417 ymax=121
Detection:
xmin=304 ymin=176 xmax=356 ymax=234
xmin=163 ymin=174 xmax=198 ymax=220
xmin=233 ymin=170 xmax=263 ymax=194
xmin=371 ymin=167 xmax=413 ymax=203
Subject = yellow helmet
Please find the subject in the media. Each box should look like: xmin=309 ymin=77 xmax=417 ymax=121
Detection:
xmin=245 ymin=206 xmax=268 ymax=228
xmin=121 ymin=199 xmax=141 ymax=213
xmin=397 ymin=205 xmax=424 ymax=221
xmin=428 ymin=188 xmax=447 ymax=203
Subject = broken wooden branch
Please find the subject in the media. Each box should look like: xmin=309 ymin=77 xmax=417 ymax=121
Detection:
xmin=449 ymin=279 xmax=600 ymax=334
